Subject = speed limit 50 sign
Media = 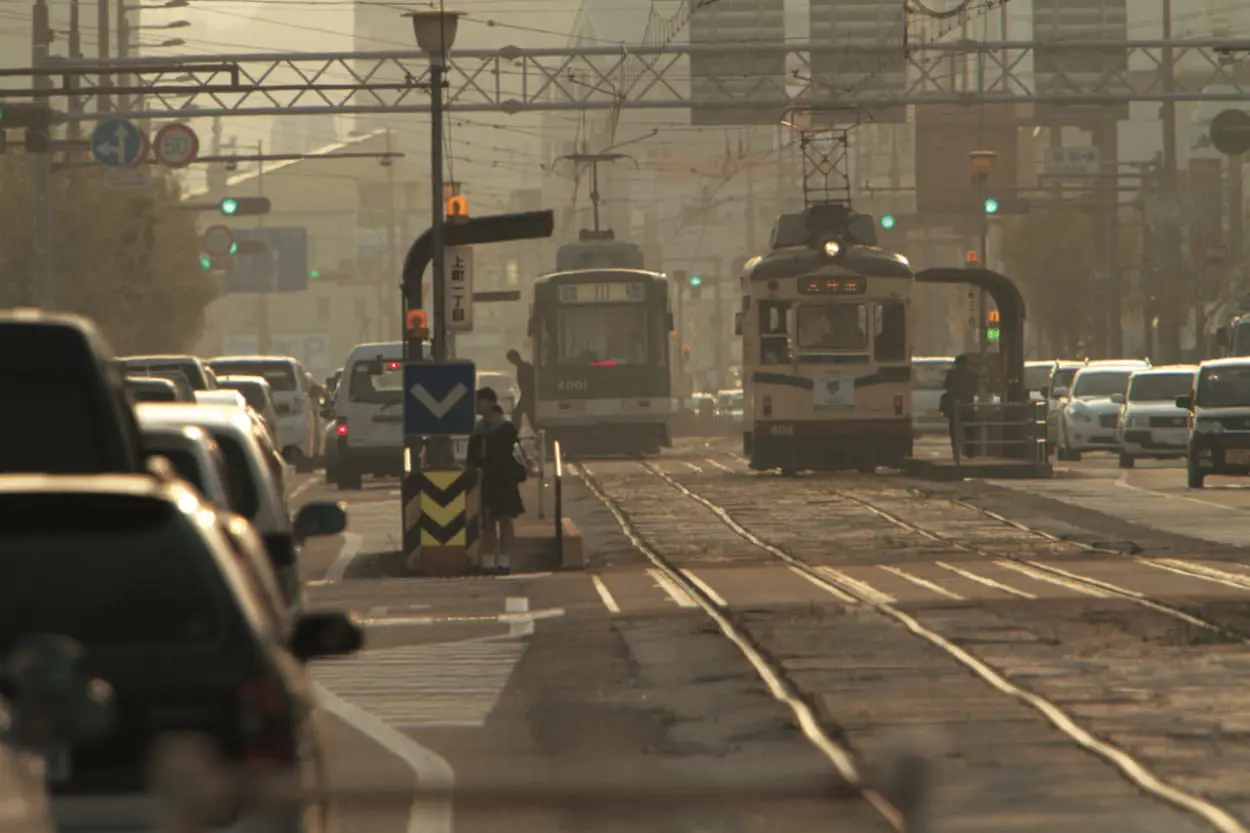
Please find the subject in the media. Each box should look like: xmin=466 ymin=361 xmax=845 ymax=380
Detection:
xmin=153 ymin=123 xmax=200 ymax=168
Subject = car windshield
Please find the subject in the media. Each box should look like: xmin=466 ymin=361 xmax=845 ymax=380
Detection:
xmin=348 ymin=361 xmax=403 ymax=404
xmin=0 ymin=495 xmax=224 ymax=651
xmin=913 ymin=363 xmax=952 ymax=390
xmin=210 ymin=361 xmax=297 ymax=392
xmin=1072 ymin=371 xmax=1131 ymax=398
xmin=1129 ymin=372 xmax=1195 ymax=402
xmin=1024 ymin=364 xmax=1053 ymax=391
xmin=123 ymin=360 xmax=205 ymax=390
xmin=1051 ymin=367 xmax=1078 ymax=393
xmin=1197 ymin=365 xmax=1250 ymax=408
xmin=221 ymin=381 xmax=268 ymax=413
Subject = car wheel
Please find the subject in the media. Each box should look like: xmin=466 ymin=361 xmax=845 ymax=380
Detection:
xmin=1187 ymin=458 xmax=1205 ymax=489
xmin=1118 ymin=453 xmax=1135 ymax=469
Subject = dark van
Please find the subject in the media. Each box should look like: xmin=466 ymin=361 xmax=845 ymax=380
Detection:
xmin=0 ymin=310 xmax=145 ymax=473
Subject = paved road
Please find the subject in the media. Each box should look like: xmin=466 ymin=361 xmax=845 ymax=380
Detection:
xmin=288 ymin=439 xmax=1250 ymax=833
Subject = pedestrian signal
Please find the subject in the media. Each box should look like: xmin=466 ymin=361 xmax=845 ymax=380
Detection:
xmin=406 ymin=309 xmax=429 ymax=334
xmin=964 ymin=250 xmax=979 ymax=266
xmin=987 ymin=309 xmax=1000 ymax=341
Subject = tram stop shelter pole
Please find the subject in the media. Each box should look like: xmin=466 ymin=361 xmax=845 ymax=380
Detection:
xmin=399 ymin=210 xmax=555 ymax=575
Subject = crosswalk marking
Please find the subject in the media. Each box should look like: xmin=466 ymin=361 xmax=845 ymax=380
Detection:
xmin=935 ymin=560 xmax=1038 ymax=599
xmin=878 ymin=564 xmax=964 ymax=600
xmin=648 ymin=568 xmax=699 ymax=607
xmin=312 ymin=640 xmax=526 ymax=728
xmin=681 ymin=568 xmax=728 ymax=606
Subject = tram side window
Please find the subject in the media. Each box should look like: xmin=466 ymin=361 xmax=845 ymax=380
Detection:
xmin=874 ymin=301 xmax=906 ymax=362
xmin=758 ymin=301 xmax=791 ymax=365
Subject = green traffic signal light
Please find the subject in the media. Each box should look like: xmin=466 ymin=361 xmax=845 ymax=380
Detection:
xmin=881 ymin=213 xmax=896 ymax=230
xmin=689 ymin=275 xmax=703 ymax=288
xmin=309 ymin=269 xmax=320 ymax=280
xmin=984 ymin=197 xmax=999 ymax=215
xmin=220 ymin=198 xmax=239 ymax=215
xmin=199 ymin=255 xmax=211 ymax=271
xmin=229 ymin=241 xmax=239 ymax=255
xmin=987 ymin=327 xmax=1001 ymax=341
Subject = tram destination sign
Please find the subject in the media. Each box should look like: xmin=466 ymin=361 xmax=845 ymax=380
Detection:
xmin=798 ymin=277 xmax=866 ymax=295
xmin=557 ymin=281 xmax=645 ymax=304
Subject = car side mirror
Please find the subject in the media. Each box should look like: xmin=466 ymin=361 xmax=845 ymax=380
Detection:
xmin=734 ymin=312 xmax=744 ymax=336
xmin=1176 ymin=395 xmax=1194 ymax=410
xmin=1110 ymin=393 xmax=1124 ymax=404
xmin=294 ymin=500 xmax=347 ymax=542
xmin=289 ymin=611 xmax=363 ymax=661
xmin=4 ymin=634 xmax=115 ymax=750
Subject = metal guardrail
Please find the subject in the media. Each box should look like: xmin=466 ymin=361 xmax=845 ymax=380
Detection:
xmin=951 ymin=401 xmax=1048 ymax=465
xmin=535 ymin=429 xmax=546 ymax=520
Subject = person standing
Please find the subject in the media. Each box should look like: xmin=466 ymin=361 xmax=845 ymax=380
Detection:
xmin=472 ymin=402 xmax=525 ymax=573
xmin=506 ymin=349 xmax=536 ymax=432
xmin=941 ymin=355 xmax=978 ymax=459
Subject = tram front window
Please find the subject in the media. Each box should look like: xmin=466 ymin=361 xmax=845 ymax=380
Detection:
xmin=555 ymin=305 xmax=650 ymax=365
xmin=797 ymin=303 xmax=867 ymax=351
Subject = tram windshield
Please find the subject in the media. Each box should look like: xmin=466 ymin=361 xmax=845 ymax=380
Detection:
xmin=553 ymin=304 xmax=650 ymax=366
xmin=797 ymin=303 xmax=868 ymax=351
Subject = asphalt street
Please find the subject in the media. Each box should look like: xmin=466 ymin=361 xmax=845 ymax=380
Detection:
xmin=288 ymin=438 xmax=1250 ymax=833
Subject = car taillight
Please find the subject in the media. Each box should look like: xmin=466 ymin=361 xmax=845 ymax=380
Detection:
xmin=238 ymin=678 xmax=295 ymax=769
xmin=336 ymin=421 xmax=348 ymax=437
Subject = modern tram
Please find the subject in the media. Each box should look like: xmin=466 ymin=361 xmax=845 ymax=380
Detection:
xmin=739 ymin=204 xmax=915 ymax=474
xmin=529 ymin=268 xmax=675 ymax=456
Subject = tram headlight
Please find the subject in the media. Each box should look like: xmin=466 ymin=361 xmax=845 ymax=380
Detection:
xmin=823 ymin=240 xmax=841 ymax=257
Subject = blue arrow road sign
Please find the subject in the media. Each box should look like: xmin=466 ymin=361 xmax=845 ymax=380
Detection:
xmin=404 ymin=361 xmax=477 ymax=436
xmin=91 ymin=119 xmax=146 ymax=168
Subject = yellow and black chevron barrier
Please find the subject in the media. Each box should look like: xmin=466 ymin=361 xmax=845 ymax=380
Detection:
xmin=403 ymin=468 xmax=480 ymax=575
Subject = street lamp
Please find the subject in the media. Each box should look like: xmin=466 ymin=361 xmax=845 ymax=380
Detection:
xmin=405 ymin=8 xmax=461 ymax=467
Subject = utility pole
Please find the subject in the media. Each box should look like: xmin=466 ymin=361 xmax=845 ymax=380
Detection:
xmin=31 ymin=0 xmax=54 ymax=309
xmin=1158 ymin=0 xmax=1182 ymax=363
xmin=1097 ymin=121 xmax=1122 ymax=356
xmin=68 ymin=0 xmax=82 ymax=142
xmin=256 ymin=141 xmax=270 ymax=355
xmin=116 ymin=0 xmax=129 ymax=114
xmin=98 ymin=0 xmax=110 ymax=113
xmin=712 ymin=254 xmax=725 ymax=391
xmin=385 ymin=127 xmax=398 ymax=342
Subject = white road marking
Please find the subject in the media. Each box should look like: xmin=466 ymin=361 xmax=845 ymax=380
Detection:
xmin=505 ymin=597 xmax=532 ymax=638
xmin=681 ymin=569 xmax=728 ymax=607
xmin=359 ymin=608 xmax=565 ymax=628
xmin=878 ymin=564 xmax=964 ymax=600
xmin=935 ymin=561 xmax=1038 ymax=599
xmin=682 ymin=461 xmax=703 ymax=473
xmin=703 ymin=458 xmax=735 ymax=473
xmin=315 ymin=683 xmax=454 ymax=833
xmin=788 ymin=566 xmax=858 ymax=604
xmin=591 ymin=575 xmax=621 ymax=613
xmin=992 ymin=560 xmax=1111 ymax=597
xmin=324 ymin=532 xmax=364 ymax=582
xmin=647 ymin=568 xmax=699 ymax=608
xmin=1151 ymin=558 xmax=1250 ymax=591
xmin=816 ymin=565 xmax=896 ymax=604
xmin=288 ymin=474 xmax=319 ymax=502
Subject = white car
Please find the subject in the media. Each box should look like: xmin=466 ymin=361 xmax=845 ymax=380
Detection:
xmin=1042 ymin=360 xmax=1084 ymax=445
xmin=1116 ymin=365 xmax=1197 ymax=468
xmin=1055 ymin=361 xmax=1150 ymax=461
xmin=208 ymin=356 xmax=321 ymax=472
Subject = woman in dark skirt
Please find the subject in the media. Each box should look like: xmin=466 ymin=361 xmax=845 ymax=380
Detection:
xmin=476 ymin=404 xmax=525 ymax=571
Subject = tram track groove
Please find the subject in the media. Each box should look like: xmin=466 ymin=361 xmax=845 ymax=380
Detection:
xmin=607 ymin=459 xmax=1246 ymax=833
xmin=567 ymin=462 xmax=906 ymax=832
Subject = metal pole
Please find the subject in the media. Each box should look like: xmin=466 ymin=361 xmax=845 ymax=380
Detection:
xmin=977 ymin=172 xmax=988 ymax=381
xmin=536 ymin=428 xmax=546 ymax=520
xmin=385 ymin=128 xmax=398 ymax=342
xmin=1158 ymin=0 xmax=1182 ymax=363
xmin=31 ymin=0 xmax=53 ymax=309
xmin=68 ymin=0 xmax=82 ymax=143
xmin=426 ymin=59 xmax=454 ymax=467
xmin=257 ymin=140 xmax=271 ymax=354
xmin=97 ymin=0 xmax=110 ymax=112
xmin=116 ymin=0 xmax=128 ymax=113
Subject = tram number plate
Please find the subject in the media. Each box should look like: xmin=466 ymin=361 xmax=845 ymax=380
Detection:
xmin=770 ymin=425 xmax=794 ymax=436
xmin=1227 ymin=449 xmax=1250 ymax=465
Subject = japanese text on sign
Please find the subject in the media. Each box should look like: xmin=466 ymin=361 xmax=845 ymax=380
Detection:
xmin=445 ymin=246 xmax=474 ymax=332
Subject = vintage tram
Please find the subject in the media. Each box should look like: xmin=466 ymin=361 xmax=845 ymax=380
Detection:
xmin=739 ymin=204 xmax=914 ymax=473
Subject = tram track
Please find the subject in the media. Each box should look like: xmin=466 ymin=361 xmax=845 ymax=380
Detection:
xmin=573 ymin=458 xmax=1249 ymax=833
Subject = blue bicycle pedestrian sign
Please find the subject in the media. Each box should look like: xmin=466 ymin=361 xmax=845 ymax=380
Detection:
xmin=91 ymin=119 xmax=147 ymax=168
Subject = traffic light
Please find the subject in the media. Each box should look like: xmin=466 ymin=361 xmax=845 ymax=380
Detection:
xmin=984 ymin=197 xmax=999 ymax=215
xmin=199 ymin=255 xmax=211 ymax=271
xmin=0 ymin=104 xmax=52 ymax=153
xmin=446 ymin=195 xmax=468 ymax=220
xmin=689 ymin=274 xmax=703 ymax=298
xmin=964 ymin=250 xmax=979 ymax=267
xmin=309 ymin=269 xmax=321 ymax=280
xmin=880 ymin=213 xmax=896 ymax=230
xmin=987 ymin=309 xmax=1001 ymax=342
xmin=219 ymin=196 xmax=271 ymax=216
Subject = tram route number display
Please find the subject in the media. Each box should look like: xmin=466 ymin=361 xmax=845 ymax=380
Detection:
xmin=557 ymin=282 xmax=645 ymax=304
xmin=797 ymin=277 xmax=866 ymax=295
xmin=812 ymin=374 xmax=856 ymax=412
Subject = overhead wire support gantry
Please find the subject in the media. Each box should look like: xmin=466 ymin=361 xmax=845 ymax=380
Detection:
xmin=4 ymin=39 xmax=1250 ymax=119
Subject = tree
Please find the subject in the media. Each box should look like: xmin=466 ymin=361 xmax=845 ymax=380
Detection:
xmin=999 ymin=209 xmax=1096 ymax=357
xmin=0 ymin=156 xmax=215 ymax=354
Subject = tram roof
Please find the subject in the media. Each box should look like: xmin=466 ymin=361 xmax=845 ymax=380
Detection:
xmin=534 ymin=268 xmax=666 ymax=285
xmin=743 ymin=244 xmax=913 ymax=281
